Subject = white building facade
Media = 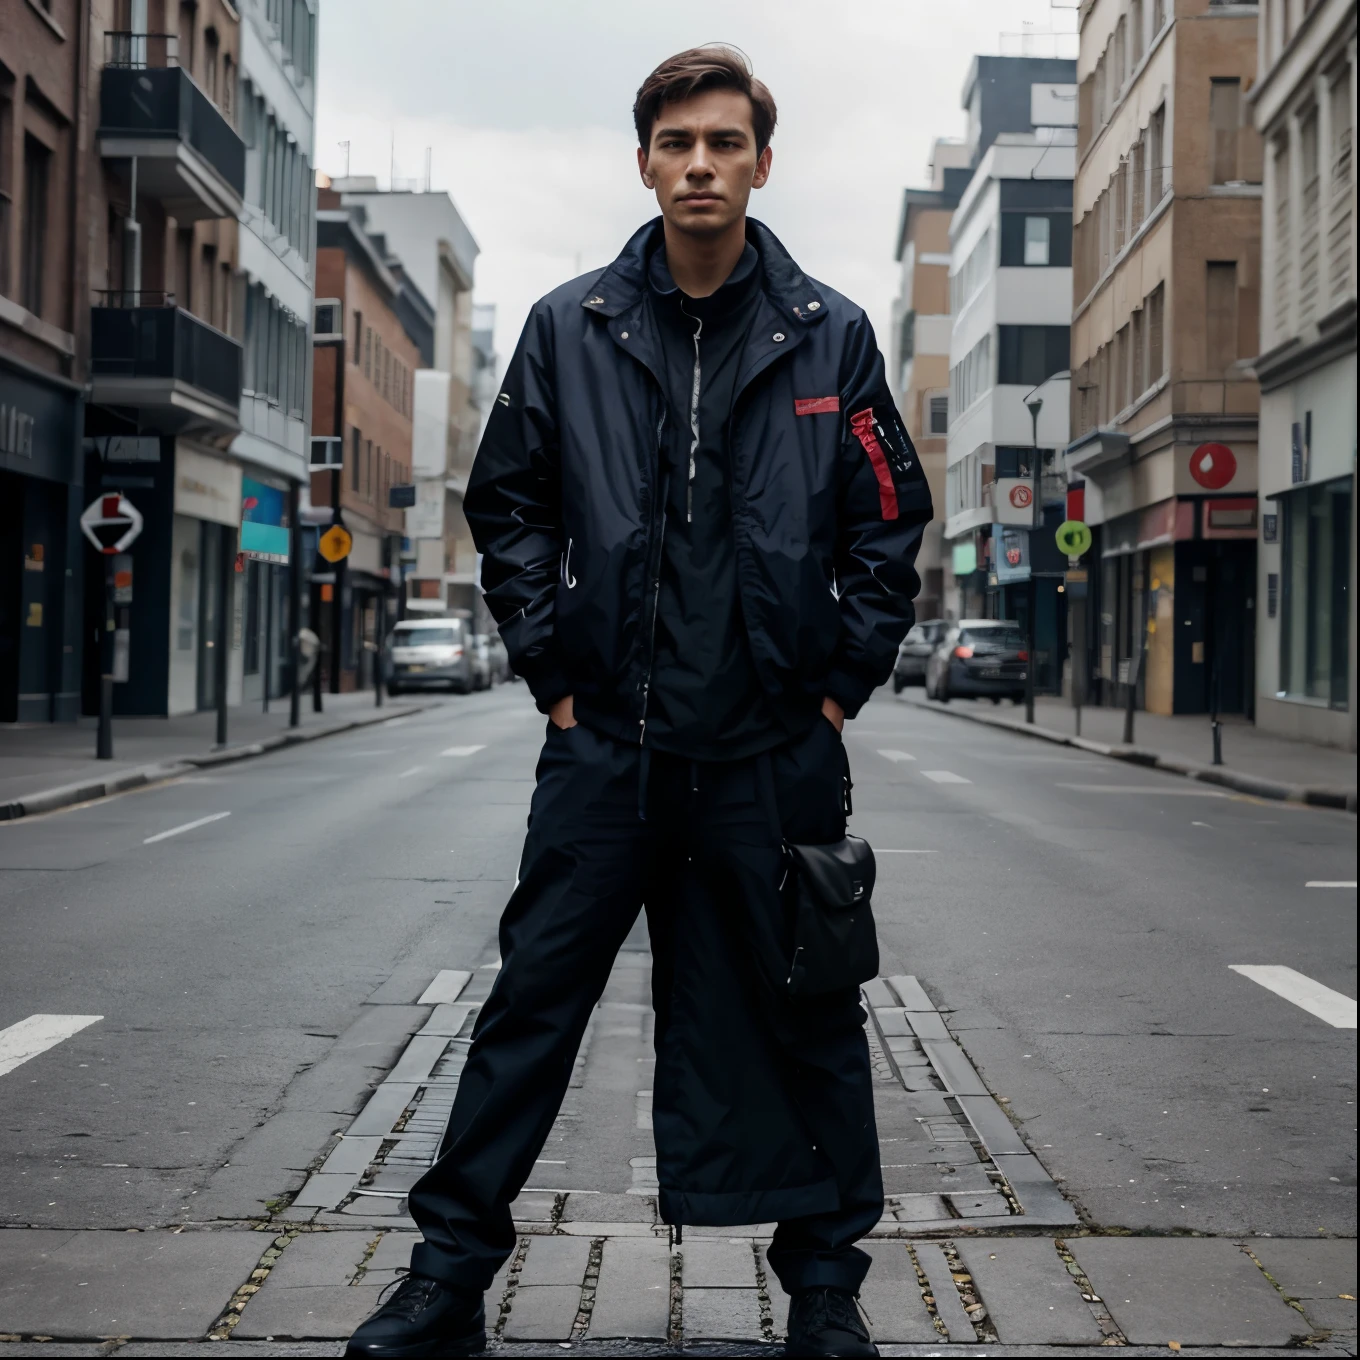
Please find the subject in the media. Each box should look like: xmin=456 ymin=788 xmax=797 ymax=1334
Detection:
xmin=1250 ymin=0 xmax=1357 ymax=751
xmin=227 ymin=0 xmax=317 ymax=709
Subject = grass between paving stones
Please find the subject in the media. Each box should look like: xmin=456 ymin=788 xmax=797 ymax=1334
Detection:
xmin=905 ymin=1243 xmax=949 ymax=1339
xmin=1054 ymin=1236 xmax=1126 ymax=1344
xmin=492 ymin=1236 xmax=532 ymax=1341
xmin=350 ymin=1230 xmax=385 ymax=1284
xmin=209 ymin=1229 xmax=300 ymax=1339
xmin=940 ymin=1240 xmax=996 ymax=1342
xmin=668 ymin=1247 xmax=684 ymax=1345
xmin=570 ymin=1237 xmax=605 ymax=1340
xmin=1237 ymin=1242 xmax=1333 ymax=1346
xmin=751 ymin=1240 xmax=776 ymax=1341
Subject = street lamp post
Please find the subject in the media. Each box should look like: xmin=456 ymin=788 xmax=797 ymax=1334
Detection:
xmin=1025 ymin=395 xmax=1043 ymax=726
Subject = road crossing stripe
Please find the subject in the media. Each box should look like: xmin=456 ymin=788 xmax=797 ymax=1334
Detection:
xmin=1306 ymin=881 xmax=1357 ymax=888
xmin=441 ymin=745 xmax=487 ymax=757
xmin=877 ymin=749 xmax=916 ymax=763
xmin=143 ymin=811 xmax=231 ymax=844
xmin=921 ymin=770 xmax=972 ymax=784
xmin=1229 ymin=965 xmax=1357 ymax=1028
xmin=0 ymin=1015 xmax=103 ymax=1078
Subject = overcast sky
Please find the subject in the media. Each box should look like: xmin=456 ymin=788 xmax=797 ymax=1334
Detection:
xmin=314 ymin=0 xmax=1074 ymax=365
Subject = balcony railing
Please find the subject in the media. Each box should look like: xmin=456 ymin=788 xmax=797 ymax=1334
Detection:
xmin=93 ymin=288 xmax=177 ymax=309
xmin=99 ymin=64 xmax=244 ymax=199
xmin=90 ymin=303 xmax=242 ymax=411
xmin=104 ymin=30 xmax=180 ymax=69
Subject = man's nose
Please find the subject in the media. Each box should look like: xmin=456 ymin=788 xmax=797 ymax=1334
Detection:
xmin=686 ymin=146 xmax=715 ymax=178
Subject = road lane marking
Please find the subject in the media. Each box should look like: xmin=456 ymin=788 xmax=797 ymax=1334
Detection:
xmin=1056 ymin=784 xmax=1228 ymax=796
xmin=878 ymin=849 xmax=938 ymax=854
xmin=877 ymin=749 xmax=916 ymax=763
xmin=342 ymin=748 xmax=397 ymax=757
xmin=1229 ymin=965 xmax=1357 ymax=1028
xmin=1307 ymin=881 xmax=1357 ymax=888
xmin=143 ymin=811 xmax=232 ymax=844
xmin=921 ymin=770 xmax=972 ymax=784
xmin=0 ymin=1015 xmax=103 ymax=1078
xmin=441 ymin=745 xmax=487 ymax=757
xmin=397 ymin=766 xmax=426 ymax=779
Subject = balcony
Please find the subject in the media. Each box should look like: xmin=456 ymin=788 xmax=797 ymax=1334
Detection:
xmin=98 ymin=34 xmax=244 ymax=222
xmin=90 ymin=297 xmax=242 ymax=436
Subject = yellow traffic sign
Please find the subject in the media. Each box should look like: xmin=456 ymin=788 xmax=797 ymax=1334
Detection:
xmin=318 ymin=524 xmax=353 ymax=563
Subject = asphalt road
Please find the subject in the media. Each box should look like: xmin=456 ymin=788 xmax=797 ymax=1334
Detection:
xmin=0 ymin=683 xmax=1354 ymax=1240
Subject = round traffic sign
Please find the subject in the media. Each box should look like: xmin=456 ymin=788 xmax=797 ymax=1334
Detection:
xmin=1055 ymin=519 xmax=1093 ymax=558
xmin=1190 ymin=442 xmax=1237 ymax=490
xmin=1008 ymin=483 xmax=1033 ymax=509
xmin=318 ymin=523 xmax=353 ymax=563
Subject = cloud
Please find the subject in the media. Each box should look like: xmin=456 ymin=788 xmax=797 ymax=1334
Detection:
xmin=314 ymin=0 xmax=1064 ymax=362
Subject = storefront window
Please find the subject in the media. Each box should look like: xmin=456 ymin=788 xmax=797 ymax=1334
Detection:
xmin=1279 ymin=477 xmax=1352 ymax=708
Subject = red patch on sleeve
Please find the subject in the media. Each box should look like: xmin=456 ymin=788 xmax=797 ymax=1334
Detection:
xmin=794 ymin=396 xmax=840 ymax=416
xmin=850 ymin=408 xmax=900 ymax=521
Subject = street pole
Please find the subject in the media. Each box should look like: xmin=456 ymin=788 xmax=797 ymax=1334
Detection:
xmin=97 ymin=558 xmax=114 ymax=760
xmin=330 ymin=465 xmax=343 ymax=697
xmin=1025 ymin=396 xmax=1043 ymax=726
xmin=262 ymin=564 xmax=273 ymax=714
xmin=215 ymin=523 xmax=230 ymax=749
xmin=374 ymin=592 xmax=384 ymax=708
xmin=288 ymin=482 xmax=302 ymax=729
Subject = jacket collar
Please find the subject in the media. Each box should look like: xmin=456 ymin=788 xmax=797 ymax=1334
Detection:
xmin=582 ymin=217 xmax=828 ymax=329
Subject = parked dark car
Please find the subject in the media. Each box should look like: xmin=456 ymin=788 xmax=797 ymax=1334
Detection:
xmin=893 ymin=620 xmax=946 ymax=691
xmin=925 ymin=620 xmax=1028 ymax=703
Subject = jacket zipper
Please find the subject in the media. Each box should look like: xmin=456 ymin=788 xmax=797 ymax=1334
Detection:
xmin=638 ymin=410 xmax=668 ymax=744
xmin=680 ymin=299 xmax=702 ymax=523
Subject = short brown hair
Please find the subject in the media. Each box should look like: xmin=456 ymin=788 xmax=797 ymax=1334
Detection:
xmin=634 ymin=46 xmax=778 ymax=156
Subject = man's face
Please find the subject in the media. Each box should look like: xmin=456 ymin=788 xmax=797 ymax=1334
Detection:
xmin=638 ymin=87 xmax=771 ymax=236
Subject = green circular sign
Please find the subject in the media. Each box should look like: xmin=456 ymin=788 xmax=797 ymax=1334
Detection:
xmin=1056 ymin=520 xmax=1093 ymax=558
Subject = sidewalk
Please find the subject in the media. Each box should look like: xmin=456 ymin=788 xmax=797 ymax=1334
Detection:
xmin=0 ymin=690 xmax=444 ymax=818
xmin=905 ymin=691 xmax=1358 ymax=810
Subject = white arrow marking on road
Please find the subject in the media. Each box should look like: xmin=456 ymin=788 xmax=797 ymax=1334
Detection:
xmin=1306 ymin=881 xmax=1357 ymax=888
xmin=143 ymin=811 xmax=232 ymax=844
xmin=1229 ymin=965 xmax=1357 ymax=1028
xmin=921 ymin=770 xmax=972 ymax=784
xmin=877 ymin=749 xmax=916 ymax=763
xmin=440 ymin=745 xmax=487 ymax=757
xmin=0 ymin=1015 xmax=103 ymax=1079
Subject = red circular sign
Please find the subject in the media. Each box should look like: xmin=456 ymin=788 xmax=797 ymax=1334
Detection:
xmin=1009 ymin=483 xmax=1033 ymax=509
xmin=1190 ymin=442 xmax=1238 ymax=490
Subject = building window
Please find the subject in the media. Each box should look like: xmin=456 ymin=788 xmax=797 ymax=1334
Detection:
xmin=1000 ymin=212 xmax=1072 ymax=267
xmin=350 ymin=427 xmax=362 ymax=491
xmin=898 ymin=310 xmax=915 ymax=364
xmin=0 ymin=91 xmax=13 ymax=299
xmin=1205 ymin=261 xmax=1239 ymax=371
xmin=1149 ymin=104 xmax=1166 ymax=202
xmin=996 ymin=325 xmax=1070 ymax=387
xmin=1209 ymin=78 xmax=1241 ymax=184
xmin=1024 ymin=215 xmax=1050 ymax=265
xmin=1298 ymin=108 xmax=1322 ymax=329
xmin=1279 ymin=477 xmax=1352 ymax=708
xmin=20 ymin=134 xmax=51 ymax=317
xmin=1328 ymin=73 xmax=1353 ymax=298
xmin=1146 ymin=282 xmax=1165 ymax=383
xmin=929 ymin=395 xmax=948 ymax=434
xmin=949 ymin=334 xmax=991 ymax=415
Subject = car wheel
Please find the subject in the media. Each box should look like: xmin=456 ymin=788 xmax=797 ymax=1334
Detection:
xmin=893 ymin=675 xmax=905 ymax=694
xmin=937 ymin=675 xmax=950 ymax=703
xmin=991 ymin=696 xmax=1001 ymax=705
xmin=388 ymin=684 xmax=402 ymax=697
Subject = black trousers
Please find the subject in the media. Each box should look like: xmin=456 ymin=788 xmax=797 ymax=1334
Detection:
xmin=408 ymin=719 xmax=883 ymax=1295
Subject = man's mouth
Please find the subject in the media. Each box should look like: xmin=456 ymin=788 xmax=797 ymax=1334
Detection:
xmin=679 ymin=193 xmax=722 ymax=204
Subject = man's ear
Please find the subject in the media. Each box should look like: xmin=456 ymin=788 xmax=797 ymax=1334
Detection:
xmin=637 ymin=146 xmax=656 ymax=189
xmin=752 ymin=145 xmax=773 ymax=191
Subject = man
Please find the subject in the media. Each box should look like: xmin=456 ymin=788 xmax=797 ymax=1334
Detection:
xmin=348 ymin=45 xmax=930 ymax=1360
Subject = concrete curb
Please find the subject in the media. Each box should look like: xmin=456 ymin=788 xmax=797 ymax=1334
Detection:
xmin=902 ymin=695 xmax=1358 ymax=814
xmin=0 ymin=701 xmax=444 ymax=823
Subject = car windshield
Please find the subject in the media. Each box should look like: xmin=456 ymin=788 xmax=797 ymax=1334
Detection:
xmin=961 ymin=626 xmax=1025 ymax=649
xmin=397 ymin=627 xmax=461 ymax=647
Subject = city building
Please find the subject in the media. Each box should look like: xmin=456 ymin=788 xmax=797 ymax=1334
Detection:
xmin=1067 ymin=0 xmax=1262 ymax=718
xmin=232 ymin=0 xmax=318 ymax=708
xmin=84 ymin=0 xmax=249 ymax=719
xmin=330 ymin=180 xmax=483 ymax=625
xmin=942 ymin=55 xmax=1079 ymax=691
xmin=1249 ymin=0 xmax=1356 ymax=751
xmin=312 ymin=185 xmax=421 ymax=691
xmin=891 ymin=139 xmax=971 ymax=623
xmin=0 ymin=0 xmax=90 ymax=722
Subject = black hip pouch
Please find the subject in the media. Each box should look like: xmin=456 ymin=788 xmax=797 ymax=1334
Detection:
xmin=784 ymin=834 xmax=879 ymax=997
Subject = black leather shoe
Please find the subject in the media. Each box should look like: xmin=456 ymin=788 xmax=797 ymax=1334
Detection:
xmin=785 ymin=1286 xmax=877 ymax=1357
xmin=345 ymin=1273 xmax=485 ymax=1358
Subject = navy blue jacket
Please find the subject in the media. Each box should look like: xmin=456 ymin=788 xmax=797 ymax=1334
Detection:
xmin=465 ymin=217 xmax=932 ymax=737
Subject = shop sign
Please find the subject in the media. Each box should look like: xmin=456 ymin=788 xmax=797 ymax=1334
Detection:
xmin=1189 ymin=442 xmax=1238 ymax=491
xmin=993 ymin=525 xmax=1031 ymax=584
xmin=0 ymin=403 xmax=35 ymax=459
xmin=240 ymin=477 xmax=290 ymax=563
xmin=951 ymin=541 xmax=978 ymax=576
xmin=992 ymin=478 xmax=1036 ymax=526
xmin=174 ymin=444 xmax=242 ymax=526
